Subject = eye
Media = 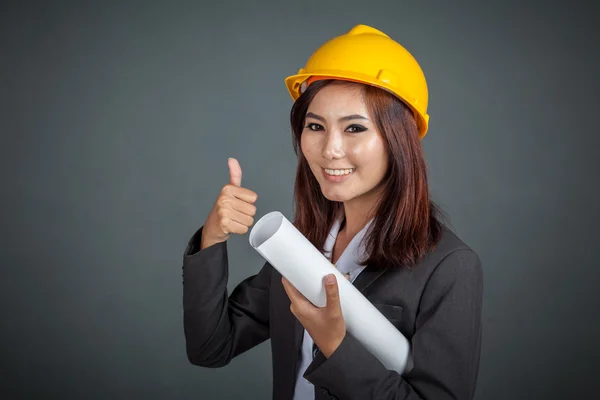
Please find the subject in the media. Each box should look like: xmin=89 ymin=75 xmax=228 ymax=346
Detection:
xmin=305 ymin=123 xmax=324 ymax=131
xmin=346 ymin=124 xmax=367 ymax=133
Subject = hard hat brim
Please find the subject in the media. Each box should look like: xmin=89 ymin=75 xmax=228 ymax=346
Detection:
xmin=285 ymin=71 xmax=429 ymax=138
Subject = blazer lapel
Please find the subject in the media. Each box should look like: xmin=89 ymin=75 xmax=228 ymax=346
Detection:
xmin=352 ymin=264 xmax=387 ymax=294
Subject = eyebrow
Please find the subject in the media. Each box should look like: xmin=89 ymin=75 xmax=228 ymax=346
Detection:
xmin=305 ymin=112 xmax=368 ymax=123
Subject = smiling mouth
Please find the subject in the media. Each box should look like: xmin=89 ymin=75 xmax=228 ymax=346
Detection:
xmin=321 ymin=167 xmax=355 ymax=182
xmin=323 ymin=168 xmax=355 ymax=176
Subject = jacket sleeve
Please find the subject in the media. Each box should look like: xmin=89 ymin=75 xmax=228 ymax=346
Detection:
xmin=303 ymin=249 xmax=483 ymax=400
xmin=182 ymin=225 xmax=272 ymax=368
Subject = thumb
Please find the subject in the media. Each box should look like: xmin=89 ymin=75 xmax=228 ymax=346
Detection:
xmin=228 ymin=157 xmax=242 ymax=187
xmin=324 ymin=274 xmax=341 ymax=312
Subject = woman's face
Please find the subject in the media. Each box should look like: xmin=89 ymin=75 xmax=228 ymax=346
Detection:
xmin=300 ymin=82 xmax=389 ymax=204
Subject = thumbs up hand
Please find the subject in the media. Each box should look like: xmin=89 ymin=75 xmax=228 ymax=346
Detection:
xmin=228 ymin=157 xmax=243 ymax=187
xmin=200 ymin=158 xmax=258 ymax=249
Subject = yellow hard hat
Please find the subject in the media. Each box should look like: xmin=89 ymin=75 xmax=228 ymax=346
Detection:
xmin=285 ymin=24 xmax=430 ymax=138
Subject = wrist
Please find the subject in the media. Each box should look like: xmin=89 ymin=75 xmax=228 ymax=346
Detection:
xmin=200 ymin=230 xmax=222 ymax=250
xmin=319 ymin=334 xmax=345 ymax=358
xmin=200 ymin=235 xmax=215 ymax=250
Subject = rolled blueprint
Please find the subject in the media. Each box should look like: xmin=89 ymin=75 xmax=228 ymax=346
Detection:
xmin=248 ymin=211 xmax=411 ymax=373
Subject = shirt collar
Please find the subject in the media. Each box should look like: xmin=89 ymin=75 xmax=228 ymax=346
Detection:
xmin=322 ymin=213 xmax=374 ymax=276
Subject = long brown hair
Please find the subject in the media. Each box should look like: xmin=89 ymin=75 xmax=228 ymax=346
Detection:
xmin=290 ymin=79 xmax=444 ymax=268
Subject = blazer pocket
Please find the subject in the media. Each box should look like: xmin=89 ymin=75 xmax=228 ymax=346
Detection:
xmin=372 ymin=303 xmax=404 ymax=322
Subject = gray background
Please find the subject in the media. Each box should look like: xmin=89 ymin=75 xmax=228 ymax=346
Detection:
xmin=1 ymin=0 xmax=599 ymax=399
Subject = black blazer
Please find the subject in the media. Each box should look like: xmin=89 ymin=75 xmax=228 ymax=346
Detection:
xmin=182 ymin=224 xmax=483 ymax=400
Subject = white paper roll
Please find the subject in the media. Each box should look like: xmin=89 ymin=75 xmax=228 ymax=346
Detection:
xmin=248 ymin=211 xmax=411 ymax=373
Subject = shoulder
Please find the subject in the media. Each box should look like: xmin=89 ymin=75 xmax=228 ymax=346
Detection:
xmin=418 ymin=224 xmax=483 ymax=292
xmin=424 ymin=224 xmax=480 ymax=264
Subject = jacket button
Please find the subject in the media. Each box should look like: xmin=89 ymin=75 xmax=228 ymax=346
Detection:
xmin=322 ymin=388 xmax=338 ymax=398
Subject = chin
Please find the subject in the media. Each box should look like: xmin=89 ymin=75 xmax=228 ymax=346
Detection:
xmin=320 ymin=188 xmax=353 ymax=202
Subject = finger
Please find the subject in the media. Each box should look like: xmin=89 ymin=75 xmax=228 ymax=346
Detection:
xmin=221 ymin=217 xmax=249 ymax=235
xmin=281 ymin=276 xmax=300 ymax=301
xmin=281 ymin=277 xmax=312 ymax=307
xmin=344 ymin=273 xmax=350 ymax=280
xmin=282 ymin=277 xmax=306 ymax=299
xmin=228 ymin=157 xmax=242 ymax=187
xmin=222 ymin=185 xmax=258 ymax=204
xmin=228 ymin=209 xmax=254 ymax=228
xmin=230 ymin=198 xmax=257 ymax=217
xmin=324 ymin=274 xmax=342 ymax=315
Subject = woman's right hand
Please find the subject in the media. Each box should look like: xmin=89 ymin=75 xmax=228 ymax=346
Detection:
xmin=200 ymin=158 xmax=258 ymax=250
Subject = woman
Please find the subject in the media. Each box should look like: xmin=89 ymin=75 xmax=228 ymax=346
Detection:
xmin=182 ymin=25 xmax=483 ymax=400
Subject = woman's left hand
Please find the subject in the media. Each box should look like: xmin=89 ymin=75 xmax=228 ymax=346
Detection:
xmin=281 ymin=273 xmax=346 ymax=358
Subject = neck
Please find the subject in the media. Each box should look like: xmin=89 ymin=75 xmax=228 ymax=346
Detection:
xmin=339 ymin=189 xmax=381 ymax=239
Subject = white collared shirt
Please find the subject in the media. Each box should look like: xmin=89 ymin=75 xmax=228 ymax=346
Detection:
xmin=292 ymin=215 xmax=374 ymax=400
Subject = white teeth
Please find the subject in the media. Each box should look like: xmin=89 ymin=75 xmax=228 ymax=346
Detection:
xmin=325 ymin=168 xmax=354 ymax=176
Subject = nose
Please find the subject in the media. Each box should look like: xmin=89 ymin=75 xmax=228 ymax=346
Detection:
xmin=322 ymin=130 xmax=345 ymax=160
